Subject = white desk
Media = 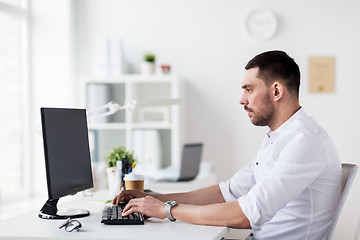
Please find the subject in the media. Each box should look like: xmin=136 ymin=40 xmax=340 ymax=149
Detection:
xmin=0 ymin=191 xmax=229 ymax=240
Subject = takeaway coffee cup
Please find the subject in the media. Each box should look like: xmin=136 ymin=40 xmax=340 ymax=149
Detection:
xmin=124 ymin=173 xmax=145 ymax=191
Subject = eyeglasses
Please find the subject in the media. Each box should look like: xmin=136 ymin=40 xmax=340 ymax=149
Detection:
xmin=59 ymin=218 xmax=82 ymax=232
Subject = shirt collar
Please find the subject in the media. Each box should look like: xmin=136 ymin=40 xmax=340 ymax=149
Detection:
xmin=266 ymin=107 xmax=304 ymax=140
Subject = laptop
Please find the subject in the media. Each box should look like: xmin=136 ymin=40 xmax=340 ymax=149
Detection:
xmin=147 ymin=143 xmax=203 ymax=182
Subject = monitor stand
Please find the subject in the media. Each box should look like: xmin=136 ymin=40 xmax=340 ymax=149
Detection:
xmin=38 ymin=199 xmax=90 ymax=219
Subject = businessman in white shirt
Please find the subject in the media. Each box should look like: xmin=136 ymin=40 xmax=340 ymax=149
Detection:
xmin=113 ymin=50 xmax=342 ymax=240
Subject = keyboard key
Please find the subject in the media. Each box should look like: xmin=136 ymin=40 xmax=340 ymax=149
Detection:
xmin=101 ymin=206 xmax=144 ymax=225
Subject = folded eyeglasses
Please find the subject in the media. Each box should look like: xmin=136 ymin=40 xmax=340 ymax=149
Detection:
xmin=59 ymin=218 xmax=82 ymax=232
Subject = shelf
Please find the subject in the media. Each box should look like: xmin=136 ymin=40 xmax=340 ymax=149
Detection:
xmin=88 ymin=122 xmax=172 ymax=130
xmin=131 ymin=123 xmax=172 ymax=129
xmin=81 ymin=74 xmax=183 ymax=170
xmin=88 ymin=123 xmax=126 ymax=130
xmin=81 ymin=74 xmax=177 ymax=84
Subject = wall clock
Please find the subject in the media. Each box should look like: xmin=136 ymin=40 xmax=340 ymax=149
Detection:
xmin=244 ymin=8 xmax=277 ymax=40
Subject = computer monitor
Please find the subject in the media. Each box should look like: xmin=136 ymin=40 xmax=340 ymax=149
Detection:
xmin=39 ymin=108 xmax=94 ymax=219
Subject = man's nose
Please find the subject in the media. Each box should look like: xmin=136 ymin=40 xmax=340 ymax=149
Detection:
xmin=239 ymin=95 xmax=248 ymax=106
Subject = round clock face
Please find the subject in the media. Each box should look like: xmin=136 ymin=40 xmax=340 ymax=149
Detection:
xmin=244 ymin=8 xmax=277 ymax=40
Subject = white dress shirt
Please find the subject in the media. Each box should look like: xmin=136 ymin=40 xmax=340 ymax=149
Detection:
xmin=219 ymin=108 xmax=342 ymax=240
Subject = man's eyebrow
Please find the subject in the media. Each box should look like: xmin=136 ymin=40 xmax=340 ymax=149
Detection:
xmin=242 ymin=84 xmax=252 ymax=89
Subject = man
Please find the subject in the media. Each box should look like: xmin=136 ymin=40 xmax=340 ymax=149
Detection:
xmin=113 ymin=50 xmax=342 ymax=239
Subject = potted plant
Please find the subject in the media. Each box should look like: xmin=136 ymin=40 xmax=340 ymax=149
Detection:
xmin=104 ymin=145 xmax=137 ymax=196
xmin=140 ymin=53 xmax=156 ymax=75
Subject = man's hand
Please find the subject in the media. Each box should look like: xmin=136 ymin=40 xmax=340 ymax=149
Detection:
xmin=112 ymin=189 xmax=149 ymax=205
xmin=121 ymin=196 xmax=166 ymax=219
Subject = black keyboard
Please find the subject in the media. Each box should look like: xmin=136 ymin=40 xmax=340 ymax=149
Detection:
xmin=101 ymin=205 xmax=145 ymax=225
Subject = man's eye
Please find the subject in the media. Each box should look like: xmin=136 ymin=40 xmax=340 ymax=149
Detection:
xmin=247 ymin=89 xmax=252 ymax=92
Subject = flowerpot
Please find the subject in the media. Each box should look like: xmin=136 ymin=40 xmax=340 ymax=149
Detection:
xmin=140 ymin=61 xmax=155 ymax=75
xmin=106 ymin=167 xmax=121 ymax=198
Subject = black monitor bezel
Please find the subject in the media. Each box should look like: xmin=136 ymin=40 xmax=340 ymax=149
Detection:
xmin=41 ymin=107 xmax=94 ymax=200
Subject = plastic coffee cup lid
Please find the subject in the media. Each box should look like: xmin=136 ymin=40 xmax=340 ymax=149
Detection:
xmin=124 ymin=173 xmax=145 ymax=181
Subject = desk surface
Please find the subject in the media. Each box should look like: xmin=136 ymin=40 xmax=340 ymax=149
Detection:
xmin=0 ymin=191 xmax=229 ymax=240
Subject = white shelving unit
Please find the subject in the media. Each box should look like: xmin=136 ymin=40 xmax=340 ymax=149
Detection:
xmin=80 ymin=75 xmax=183 ymax=172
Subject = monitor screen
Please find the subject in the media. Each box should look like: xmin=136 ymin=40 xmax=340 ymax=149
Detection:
xmin=41 ymin=108 xmax=93 ymax=200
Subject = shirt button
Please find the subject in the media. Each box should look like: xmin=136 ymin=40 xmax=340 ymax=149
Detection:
xmin=256 ymin=162 xmax=259 ymax=165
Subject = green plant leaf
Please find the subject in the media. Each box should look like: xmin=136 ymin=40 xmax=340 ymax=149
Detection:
xmin=104 ymin=144 xmax=137 ymax=168
xmin=144 ymin=53 xmax=156 ymax=62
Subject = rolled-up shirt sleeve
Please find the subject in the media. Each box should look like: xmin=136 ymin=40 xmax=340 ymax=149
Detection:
xmin=219 ymin=161 xmax=256 ymax=202
xmin=237 ymin=132 xmax=330 ymax=230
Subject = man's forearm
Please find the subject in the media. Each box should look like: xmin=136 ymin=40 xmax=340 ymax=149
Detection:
xmin=171 ymin=201 xmax=251 ymax=229
xmin=152 ymin=185 xmax=225 ymax=205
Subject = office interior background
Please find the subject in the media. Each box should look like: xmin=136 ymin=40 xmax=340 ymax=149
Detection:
xmin=0 ymin=0 xmax=359 ymax=239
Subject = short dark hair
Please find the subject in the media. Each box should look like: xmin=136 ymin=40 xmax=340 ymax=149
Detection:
xmin=245 ymin=50 xmax=300 ymax=98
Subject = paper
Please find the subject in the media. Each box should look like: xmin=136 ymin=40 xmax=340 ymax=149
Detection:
xmin=308 ymin=56 xmax=335 ymax=93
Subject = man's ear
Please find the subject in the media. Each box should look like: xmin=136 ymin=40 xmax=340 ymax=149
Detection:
xmin=272 ymin=81 xmax=284 ymax=102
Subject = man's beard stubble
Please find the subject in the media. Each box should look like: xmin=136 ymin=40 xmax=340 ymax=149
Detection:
xmin=245 ymin=93 xmax=274 ymax=127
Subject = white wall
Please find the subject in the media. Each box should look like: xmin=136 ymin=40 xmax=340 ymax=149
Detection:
xmin=74 ymin=0 xmax=360 ymax=238
xmin=30 ymin=0 xmax=77 ymax=197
